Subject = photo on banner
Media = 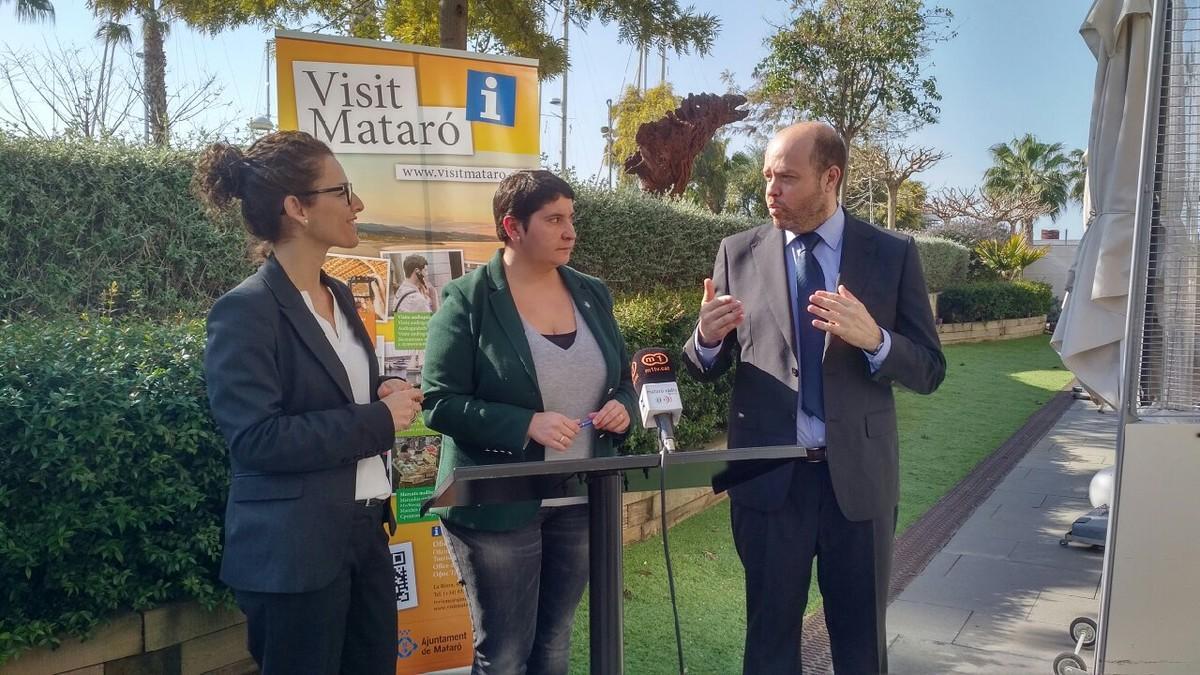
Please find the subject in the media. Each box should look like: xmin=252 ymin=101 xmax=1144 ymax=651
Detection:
xmin=320 ymin=253 xmax=391 ymax=343
xmin=276 ymin=29 xmax=541 ymax=673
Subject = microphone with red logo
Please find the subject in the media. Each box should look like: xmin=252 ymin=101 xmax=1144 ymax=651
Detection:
xmin=631 ymin=348 xmax=684 ymax=453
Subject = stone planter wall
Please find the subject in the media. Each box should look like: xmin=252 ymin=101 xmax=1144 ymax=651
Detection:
xmin=0 ymin=601 xmax=254 ymax=675
xmin=622 ymin=486 xmax=726 ymax=545
xmin=937 ymin=315 xmax=1046 ymax=345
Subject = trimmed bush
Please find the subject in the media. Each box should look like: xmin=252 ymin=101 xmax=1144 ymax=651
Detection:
xmin=0 ymin=318 xmax=230 ymax=661
xmin=913 ymin=235 xmax=969 ymax=293
xmin=0 ymin=135 xmax=251 ymax=319
xmin=937 ymin=280 xmax=1054 ymax=323
xmin=571 ymin=185 xmax=755 ymax=292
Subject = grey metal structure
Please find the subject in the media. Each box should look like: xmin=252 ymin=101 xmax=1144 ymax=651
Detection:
xmin=1093 ymin=0 xmax=1200 ymax=671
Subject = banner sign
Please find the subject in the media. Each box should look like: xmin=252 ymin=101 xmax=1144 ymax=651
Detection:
xmin=278 ymin=30 xmax=540 ymax=674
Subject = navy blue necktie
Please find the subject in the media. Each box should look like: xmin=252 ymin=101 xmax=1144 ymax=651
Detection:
xmin=796 ymin=232 xmax=826 ymax=421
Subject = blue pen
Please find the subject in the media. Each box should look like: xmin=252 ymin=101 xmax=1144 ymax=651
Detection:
xmin=579 ymin=418 xmax=594 ymax=429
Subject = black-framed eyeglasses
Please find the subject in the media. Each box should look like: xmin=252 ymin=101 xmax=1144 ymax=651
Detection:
xmin=282 ymin=182 xmax=354 ymax=213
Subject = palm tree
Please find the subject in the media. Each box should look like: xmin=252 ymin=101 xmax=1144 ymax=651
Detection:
xmin=95 ymin=18 xmax=133 ymax=136
xmin=1067 ymin=147 xmax=1086 ymax=204
xmin=3 ymin=0 xmax=54 ymax=22
xmin=89 ymin=1 xmax=234 ymax=146
xmin=983 ymin=133 xmax=1072 ymax=242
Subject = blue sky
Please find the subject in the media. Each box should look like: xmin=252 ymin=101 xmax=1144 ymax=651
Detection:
xmin=1 ymin=0 xmax=1096 ymax=236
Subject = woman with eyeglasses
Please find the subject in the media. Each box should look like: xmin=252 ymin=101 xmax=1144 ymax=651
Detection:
xmin=197 ymin=130 xmax=423 ymax=675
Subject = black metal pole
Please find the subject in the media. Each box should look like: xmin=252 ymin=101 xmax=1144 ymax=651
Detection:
xmin=588 ymin=471 xmax=624 ymax=674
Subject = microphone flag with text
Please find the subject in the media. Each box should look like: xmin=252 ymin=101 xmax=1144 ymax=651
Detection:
xmin=631 ymin=348 xmax=683 ymax=453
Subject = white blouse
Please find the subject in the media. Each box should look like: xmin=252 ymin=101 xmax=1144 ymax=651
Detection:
xmin=300 ymin=287 xmax=392 ymax=501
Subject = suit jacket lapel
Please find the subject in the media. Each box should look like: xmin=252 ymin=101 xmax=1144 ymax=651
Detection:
xmin=827 ymin=215 xmax=879 ymax=361
xmin=261 ymin=256 xmax=356 ymax=403
xmin=837 ymin=215 xmax=879 ymax=306
xmin=484 ymin=252 xmax=540 ymax=388
xmin=750 ymin=226 xmax=797 ymax=356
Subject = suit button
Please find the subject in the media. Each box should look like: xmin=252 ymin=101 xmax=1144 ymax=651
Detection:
xmin=791 ymin=367 xmax=799 ymax=376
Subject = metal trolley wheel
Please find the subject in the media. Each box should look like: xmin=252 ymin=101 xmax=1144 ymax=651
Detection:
xmin=1070 ymin=617 xmax=1098 ymax=650
xmin=1053 ymin=651 xmax=1088 ymax=674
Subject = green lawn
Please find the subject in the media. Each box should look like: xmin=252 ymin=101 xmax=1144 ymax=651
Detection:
xmin=568 ymin=335 xmax=1074 ymax=674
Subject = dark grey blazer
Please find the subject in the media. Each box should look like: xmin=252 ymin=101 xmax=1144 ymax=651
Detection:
xmin=683 ymin=215 xmax=946 ymax=521
xmin=205 ymin=255 xmax=396 ymax=594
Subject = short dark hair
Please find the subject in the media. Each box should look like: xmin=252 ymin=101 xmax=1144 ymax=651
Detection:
xmin=403 ymin=255 xmax=427 ymax=277
xmin=810 ymin=126 xmax=848 ymax=190
xmin=194 ymin=130 xmax=332 ymax=243
xmin=492 ymin=170 xmax=575 ymax=242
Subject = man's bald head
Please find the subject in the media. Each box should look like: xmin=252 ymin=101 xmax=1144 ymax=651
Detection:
xmin=769 ymin=122 xmax=848 ymax=191
xmin=762 ymin=122 xmax=845 ymax=233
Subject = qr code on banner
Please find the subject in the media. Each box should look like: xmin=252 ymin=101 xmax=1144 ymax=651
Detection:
xmin=389 ymin=542 xmax=419 ymax=611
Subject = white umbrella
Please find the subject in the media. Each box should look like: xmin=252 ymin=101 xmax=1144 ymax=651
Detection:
xmin=1052 ymin=0 xmax=1153 ymax=407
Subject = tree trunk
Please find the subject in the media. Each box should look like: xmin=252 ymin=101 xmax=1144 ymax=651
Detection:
xmin=1023 ymin=219 xmax=1034 ymax=243
xmin=140 ymin=6 xmax=168 ymax=146
xmin=886 ymin=182 xmax=899 ymax=230
xmin=96 ymin=42 xmax=110 ymax=136
xmin=439 ymin=0 xmax=467 ymax=50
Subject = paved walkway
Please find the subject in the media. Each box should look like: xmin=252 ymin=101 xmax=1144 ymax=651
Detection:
xmin=887 ymin=398 xmax=1116 ymax=673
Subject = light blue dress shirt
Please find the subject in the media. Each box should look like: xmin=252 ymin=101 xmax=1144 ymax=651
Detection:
xmin=695 ymin=207 xmax=892 ymax=447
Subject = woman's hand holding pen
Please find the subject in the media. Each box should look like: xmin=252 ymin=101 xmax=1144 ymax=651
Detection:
xmin=379 ymin=379 xmax=424 ymax=431
xmin=529 ymin=401 xmax=630 ymax=452
xmin=589 ymin=400 xmax=630 ymax=434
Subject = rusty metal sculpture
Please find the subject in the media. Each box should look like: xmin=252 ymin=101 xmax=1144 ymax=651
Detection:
xmin=623 ymin=92 xmax=749 ymax=196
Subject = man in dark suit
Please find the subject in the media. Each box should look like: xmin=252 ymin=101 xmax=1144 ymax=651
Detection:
xmin=683 ymin=122 xmax=945 ymax=674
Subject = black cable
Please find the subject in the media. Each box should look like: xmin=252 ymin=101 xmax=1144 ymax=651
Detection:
xmin=658 ymin=448 xmax=687 ymax=675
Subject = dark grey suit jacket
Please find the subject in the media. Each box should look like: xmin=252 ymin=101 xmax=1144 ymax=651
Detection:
xmin=205 ymin=255 xmax=396 ymax=594
xmin=684 ymin=215 xmax=946 ymax=521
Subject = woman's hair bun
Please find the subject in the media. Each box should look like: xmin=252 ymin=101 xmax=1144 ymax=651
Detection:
xmin=194 ymin=142 xmax=248 ymax=210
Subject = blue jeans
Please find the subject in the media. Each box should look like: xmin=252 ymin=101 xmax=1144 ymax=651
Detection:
xmin=442 ymin=504 xmax=590 ymax=675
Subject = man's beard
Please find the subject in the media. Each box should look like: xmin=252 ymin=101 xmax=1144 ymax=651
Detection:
xmin=773 ymin=199 xmax=827 ymax=233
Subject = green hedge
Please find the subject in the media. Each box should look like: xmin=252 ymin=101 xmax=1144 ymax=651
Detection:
xmin=573 ymin=186 xmax=967 ymax=295
xmin=0 ymin=135 xmax=250 ymax=319
xmin=2 ymin=135 xmax=964 ymax=316
xmin=571 ymin=185 xmax=755 ymax=292
xmin=0 ymin=318 xmax=229 ymax=661
xmin=937 ymin=280 xmax=1054 ymax=323
xmin=913 ymin=235 xmax=969 ymax=293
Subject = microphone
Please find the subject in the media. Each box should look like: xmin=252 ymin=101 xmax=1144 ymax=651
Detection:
xmin=631 ymin=348 xmax=683 ymax=453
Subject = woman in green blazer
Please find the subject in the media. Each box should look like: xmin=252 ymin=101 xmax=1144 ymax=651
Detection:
xmin=422 ymin=170 xmax=637 ymax=674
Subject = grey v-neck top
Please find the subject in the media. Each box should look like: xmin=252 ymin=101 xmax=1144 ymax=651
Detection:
xmin=521 ymin=302 xmax=606 ymax=467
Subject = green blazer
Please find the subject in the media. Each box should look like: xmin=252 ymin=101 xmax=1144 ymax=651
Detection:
xmin=423 ymin=251 xmax=638 ymax=531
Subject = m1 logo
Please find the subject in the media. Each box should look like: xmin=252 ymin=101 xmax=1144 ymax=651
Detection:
xmin=466 ymin=70 xmax=516 ymax=127
xmin=641 ymin=352 xmax=669 ymax=367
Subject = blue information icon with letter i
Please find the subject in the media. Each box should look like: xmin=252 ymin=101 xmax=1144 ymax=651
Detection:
xmin=466 ymin=70 xmax=517 ymax=127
